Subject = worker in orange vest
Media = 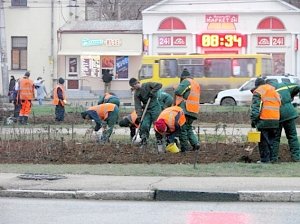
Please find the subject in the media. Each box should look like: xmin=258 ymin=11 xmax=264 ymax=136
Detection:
xmin=250 ymin=78 xmax=281 ymax=163
xmin=154 ymin=106 xmax=186 ymax=152
xmin=17 ymin=71 xmax=35 ymax=125
xmin=81 ymin=103 xmax=119 ymax=143
xmin=174 ymin=68 xmax=201 ymax=152
xmin=118 ymin=110 xmax=139 ymax=139
xmin=52 ymin=78 xmax=67 ymax=122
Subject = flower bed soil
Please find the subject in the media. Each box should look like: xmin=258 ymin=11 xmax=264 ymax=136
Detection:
xmin=0 ymin=140 xmax=294 ymax=164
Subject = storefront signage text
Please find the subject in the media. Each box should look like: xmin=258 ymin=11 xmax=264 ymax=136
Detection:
xmin=205 ymin=14 xmax=239 ymax=23
xmin=81 ymin=38 xmax=122 ymax=47
xmin=257 ymin=36 xmax=285 ymax=46
xmin=158 ymin=36 xmax=186 ymax=47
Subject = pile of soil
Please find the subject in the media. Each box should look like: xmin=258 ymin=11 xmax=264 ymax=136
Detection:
xmin=0 ymin=140 xmax=294 ymax=164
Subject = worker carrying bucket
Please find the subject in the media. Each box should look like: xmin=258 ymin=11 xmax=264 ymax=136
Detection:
xmin=154 ymin=106 xmax=186 ymax=153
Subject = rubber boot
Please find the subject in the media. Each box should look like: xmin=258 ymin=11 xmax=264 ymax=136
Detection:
xmin=18 ymin=116 xmax=24 ymax=125
xmin=23 ymin=116 xmax=29 ymax=125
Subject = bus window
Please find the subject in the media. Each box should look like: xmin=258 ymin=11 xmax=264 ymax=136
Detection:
xmin=262 ymin=58 xmax=273 ymax=76
xmin=159 ymin=59 xmax=178 ymax=78
xmin=139 ymin=64 xmax=153 ymax=80
xmin=178 ymin=58 xmax=204 ymax=78
xmin=233 ymin=58 xmax=256 ymax=77
xmin=204 ymin=58 xmax=231 ymax=77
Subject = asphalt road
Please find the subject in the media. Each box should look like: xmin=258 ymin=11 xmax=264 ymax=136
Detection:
xmin=1 ymin=198 xmax=299 ymax=224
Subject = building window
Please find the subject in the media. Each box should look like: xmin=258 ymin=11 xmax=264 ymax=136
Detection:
xmin=11 ymin=37 xmax=27 ymax=70
xmin=257 ymin=17 xmax=285 ymax=30
xmin=11 ymin=0 xmax=27 ymax=6
xmin=158 ymin=17 xmax=186 ymax=30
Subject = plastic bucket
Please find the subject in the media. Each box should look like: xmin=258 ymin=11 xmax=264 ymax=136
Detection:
xmin=166 ymin=143 xmax=180 ymax=153
xmin=247 ymin=130 xmax=261 ymax=143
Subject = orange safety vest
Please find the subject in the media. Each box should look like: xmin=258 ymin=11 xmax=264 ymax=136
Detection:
xmin=254 ymin=84 xmax=281 ymax=120
xmin=175 ymin=78 xmax=200 ymax=113
xmin=52 ymin=84 xmax=66 ymax=106
xmin=154 ymin=106 xmax=186 ymax=134
xmin=19 ymin=77 xmax=34 ymax=100
xmin=129 ymin=110 xmax=139 ymax=128
xmin=88 ymin=103 xmax=116 ymax=120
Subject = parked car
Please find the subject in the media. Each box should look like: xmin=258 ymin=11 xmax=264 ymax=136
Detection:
xmin=214 ymin=75 xmax=300 ymax=106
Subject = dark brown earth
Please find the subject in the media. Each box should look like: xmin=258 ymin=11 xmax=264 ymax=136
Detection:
xmin=0 ymin=140 xmax=294 ymax=164
xmin=0 ymin=109 xmax=297 ymax=164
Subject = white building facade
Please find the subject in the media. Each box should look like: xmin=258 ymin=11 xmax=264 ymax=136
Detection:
xmin=1 ymin=0 xmax=86 ymax=94
xmin=142 ymin=0 xmax=300 ymax=76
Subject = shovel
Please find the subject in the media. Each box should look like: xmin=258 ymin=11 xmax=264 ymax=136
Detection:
xmin=132 ymin=98 xmax=151 ymax=144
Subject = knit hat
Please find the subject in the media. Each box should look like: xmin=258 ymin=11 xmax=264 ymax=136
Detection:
xmin=129 ymin=78 xmax=138 ymax=87
xmin=119 ymin=117 xmax=131 ymax=127
xmin=58 ymin=77 xmax=65 ymax=84
xmin=255 ymin=77 xmax=265 ymax=87
xmin=154 ymin=119 xmax=167 ymax=133
xmin=24 ymin=71 xmax=30 ymax=77
xmin=180 ymin=68 xmax=191 ymax=78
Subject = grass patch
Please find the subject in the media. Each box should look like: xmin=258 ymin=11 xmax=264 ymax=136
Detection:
xmin=0 ymin=163 xmax=299 ymax=177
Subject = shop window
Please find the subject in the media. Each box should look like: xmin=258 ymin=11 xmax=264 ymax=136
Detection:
xmin=11 ymin=36 xmax=27 ymax=70
xmin=81 ymin=56 xmax=100 ymax=77
xmin=116 ymin=56 xmax=128 ymax=79
xmin=139 ymin=64 xmax=153 ymax=80
xmin=68 ymin=57 xmax=78 ymax=77
xmin=101 ymin=56 xmax=115 ymax=80
xmin=158 ymin=17 xmax=186 ymax=30
xmin=257 ymin=17 xmax=285 ymax=30
xmin=11 ymin=0 xmax=27 ymax=6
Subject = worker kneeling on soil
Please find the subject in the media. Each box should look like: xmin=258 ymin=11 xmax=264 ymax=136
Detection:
xmin=81 ymin=103 xmax=119 ymax=143
xmin=118 ymin=110 xmax=139 ymax=140
xmin=154 ymin=106 xmax=186 ymax=153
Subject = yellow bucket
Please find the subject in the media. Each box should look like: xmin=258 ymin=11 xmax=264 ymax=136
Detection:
xmin=247 ymin=130 xmax=261 ymax=143
xmin=166 ymin=143 xmax=180 ymax=153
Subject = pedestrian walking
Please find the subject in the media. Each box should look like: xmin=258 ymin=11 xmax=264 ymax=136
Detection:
xmin=102 ymin=69 xmax=113 ymax=93
xmin=157 ymin=89 xmax=173 ymax=110
xmin=52 ymin=77 xmax=67 ymax=122
xmin=250 ymin=78 xmax=281 ymax=163
xmin=8 ymin=76 xmax=16 ymax=103
xmin=118 ymin=110 xmax=139 ymax=140
xmin=98 ymin=92 xmax=120 ymax=107
xmin=17 ymin=71 xmax=35 ymax=125
xmin=174 ymin=68 xmax=200 ymax=152
xmin=154 ymin=106 xmax=186 ymax=153
xmin=129 ymin=78 xmax=162 ymax=146
xmin=267 ymin=80 xmax=300 ymax=162
xmin=81 ymin=103 xmax=119 ymax=143
xmin=34 ymin=77 xmax=48 ymax=105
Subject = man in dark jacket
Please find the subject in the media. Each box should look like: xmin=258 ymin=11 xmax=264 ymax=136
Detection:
xmin=250 ymin=78 xmax=281 ymax=163
xmin=267 ymin=80 xmax=300 ymax=162
xmin=129 ymin=78 xmax=162 ymax=146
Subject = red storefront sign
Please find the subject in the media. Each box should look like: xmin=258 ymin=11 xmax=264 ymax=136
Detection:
xmin=205 ymin=14 xmax=239 ymax=23
xmin=257 ymin=36 xmax=270 ymax=46
xmin=158 ymin=36 xmax=186 ymax=46
xmin=173 ymin=36 xmax=186 ymax=46
xmin=257 ymin=36 xmax=285 ymax=46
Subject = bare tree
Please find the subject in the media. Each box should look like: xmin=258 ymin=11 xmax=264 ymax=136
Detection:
xmin=86 ymin=0 xmax=300 ymax=21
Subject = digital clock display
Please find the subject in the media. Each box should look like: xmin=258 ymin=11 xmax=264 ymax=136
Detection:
xmin=197 ymin=33 xmax=247 ymax=48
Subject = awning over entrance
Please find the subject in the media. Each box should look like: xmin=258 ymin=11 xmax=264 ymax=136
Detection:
xmin=57 ymin=51 xmax=142 ymax=56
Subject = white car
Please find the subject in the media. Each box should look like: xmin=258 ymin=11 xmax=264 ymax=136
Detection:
xmin=214 ymin=75 xmax=300 ymax=106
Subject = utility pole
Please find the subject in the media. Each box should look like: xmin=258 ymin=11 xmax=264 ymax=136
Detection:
xmin=0 ymin=0 xmax=9 ymax=97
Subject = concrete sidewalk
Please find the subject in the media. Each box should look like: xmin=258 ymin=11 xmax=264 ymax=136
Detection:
xmin=0 ymin=173 xmax=300 ymax=202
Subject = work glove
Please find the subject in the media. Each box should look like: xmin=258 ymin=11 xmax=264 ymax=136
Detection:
xmin=135 ymin=117 xmax=141 ymax=125
xmin=94 ymin=123 xmax=101 ymax=132
xmin=251 ymin=121 xmax=256 ymax=128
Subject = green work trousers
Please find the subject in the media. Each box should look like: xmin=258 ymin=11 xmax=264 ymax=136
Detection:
xmin=272 ymin=118 xmax=300 ymax=162
xmin=101 ymin=107 xmax=119 ymax=142
xmin=139 ymin=105 xmax=161 ymax=141
xmin=179 ymin=115 xmax=199 ymax=151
